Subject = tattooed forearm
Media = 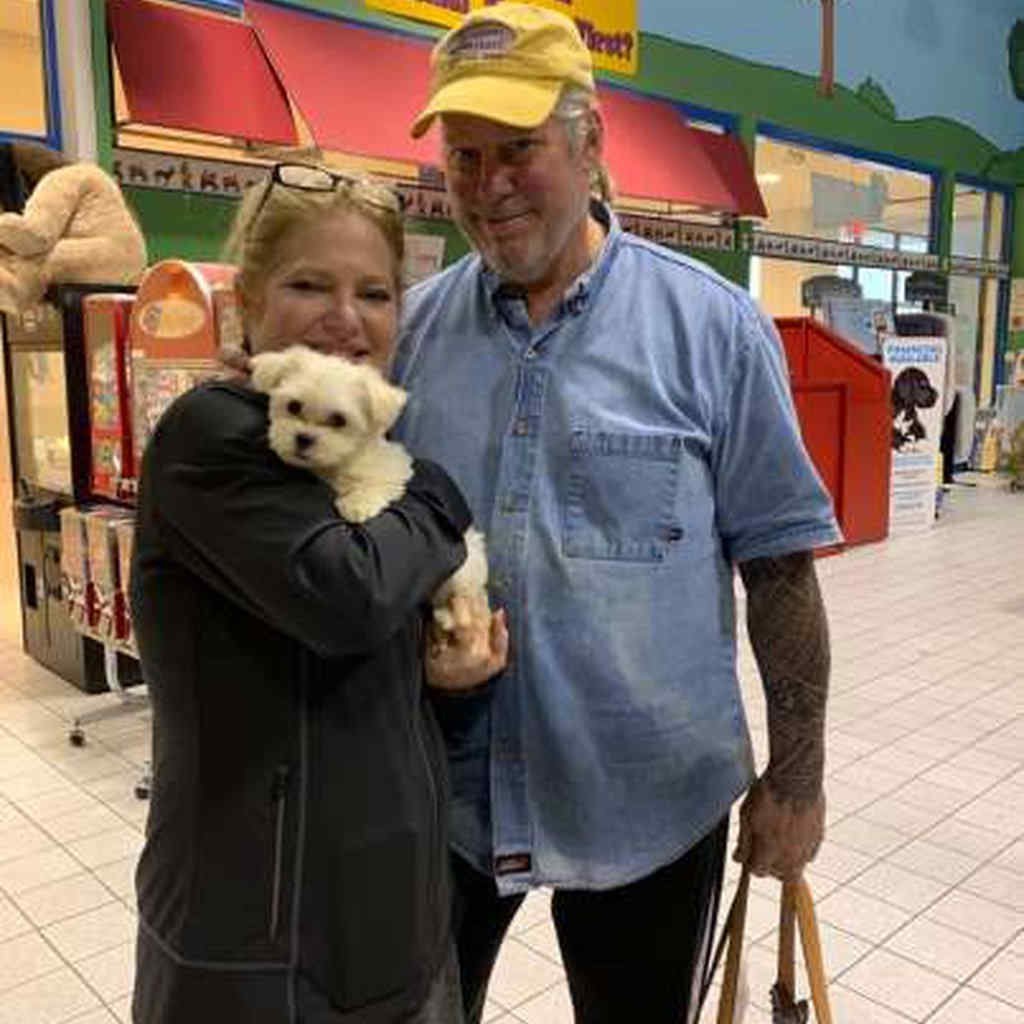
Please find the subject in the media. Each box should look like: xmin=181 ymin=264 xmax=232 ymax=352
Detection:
xmin=738 ymin=551 xmax=830 ymax=806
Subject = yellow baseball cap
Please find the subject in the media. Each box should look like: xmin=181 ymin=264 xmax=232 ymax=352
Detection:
xmin=411 ymin=3 xmax=595 ymax=139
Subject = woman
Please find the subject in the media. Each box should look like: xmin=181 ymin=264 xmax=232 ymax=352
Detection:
xmin=131 ymin=164 xmax=506 ymax=1023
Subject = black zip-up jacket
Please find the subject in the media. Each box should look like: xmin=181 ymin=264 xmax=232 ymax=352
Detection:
xmin=129 ymin=382 xmax=471 ymax=1023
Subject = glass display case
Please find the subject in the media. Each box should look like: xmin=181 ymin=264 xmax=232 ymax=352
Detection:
xmin=8 ymin=335 xmax=73 ymax=496
xmin=2 ymin=286 xmax=137 ymax=691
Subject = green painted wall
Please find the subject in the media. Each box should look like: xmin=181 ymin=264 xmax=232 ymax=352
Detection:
xmin=89 ymin=0 xmax=113 ymax=170
xmin=1015 ymin=187 xmax=1024 ymax=277
xmin=681 ymin=248 xmax=748 ymax=288
xmin=416 ymin=219 xmax=472 ymax=263
xmin=125 ymin=187 xmax=237 ymax=263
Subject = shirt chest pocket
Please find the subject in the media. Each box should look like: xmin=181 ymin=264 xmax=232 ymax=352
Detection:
xmin=561 ymin=430 xmax=685 ymax=563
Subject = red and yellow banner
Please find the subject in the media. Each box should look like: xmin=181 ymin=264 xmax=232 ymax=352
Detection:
xmin=365 ymin=0 xmax=638 ymax=75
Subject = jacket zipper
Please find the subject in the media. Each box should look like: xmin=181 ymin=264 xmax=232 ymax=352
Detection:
xmin=413 ymin=652 xmax=442 ymax=924
xmin=414 ymin=619 xmax=440 ymax=831
xmin=269 ymin=763 xmax=290 ymax=941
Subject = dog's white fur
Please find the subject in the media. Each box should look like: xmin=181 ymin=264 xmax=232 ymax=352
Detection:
xmin=250 ymin=345 xmax=488 ymax=631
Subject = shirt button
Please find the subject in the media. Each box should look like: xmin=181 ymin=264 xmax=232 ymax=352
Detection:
xmin=524 ymin=348 xmax=537 ymax=360
xmin=514 ymin=419 xmax=529 ymax=435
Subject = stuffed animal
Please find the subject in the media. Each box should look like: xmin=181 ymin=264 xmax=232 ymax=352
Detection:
xmin=0 ymin=142 xmax=147 ymax=313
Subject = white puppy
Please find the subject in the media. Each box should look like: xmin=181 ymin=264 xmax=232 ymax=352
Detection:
xmin=250 ymin=345 xmax=488 ymax=632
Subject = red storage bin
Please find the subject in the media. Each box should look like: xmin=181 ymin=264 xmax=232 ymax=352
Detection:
xmin=775 ymin=317 xmax=892 ymax=548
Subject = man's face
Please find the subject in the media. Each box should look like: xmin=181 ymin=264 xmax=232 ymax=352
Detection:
xmin=441 ymin=113 xmax=595 ymax=287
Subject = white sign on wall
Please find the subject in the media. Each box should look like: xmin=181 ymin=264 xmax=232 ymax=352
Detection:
xmin=882 ymin=335 xmax=947 ymax=534
xmin=403 ymin=233 xmax=446 ymax=287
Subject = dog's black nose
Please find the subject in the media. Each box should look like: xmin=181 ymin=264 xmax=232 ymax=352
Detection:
xmin=295 ymin=433 xmax=314 ymax=451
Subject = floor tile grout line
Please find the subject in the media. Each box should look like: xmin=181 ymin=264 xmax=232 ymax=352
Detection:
xmin=25 ymin=904 xmax=135 ymax=1016
xmin=937 ymin=928 xmax=1024 ymax=1011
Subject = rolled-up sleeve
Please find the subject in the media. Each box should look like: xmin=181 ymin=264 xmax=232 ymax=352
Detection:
xmin=711 ymin=303 xmax=842 ymax=563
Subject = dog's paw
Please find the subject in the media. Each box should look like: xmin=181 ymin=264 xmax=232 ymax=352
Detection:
xmin=335 ymin=492 xmax=386 ymax=523
xmin=433 ymin=604 xmax=456 ymax=634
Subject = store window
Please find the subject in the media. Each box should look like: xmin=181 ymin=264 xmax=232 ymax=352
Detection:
xmin=754 ymin=132 xmax=934 ymax=246
xmin=0 ymin=0 xmax=56 ymax=144
xmin=948 ymin=182 xmax=1010 ymax=405
xmin=749 ymin=231 xmax=932 ymax=321
xmin=837 ymin=230 xmax=930 ymax=309
xmin=951 ymin=182 xmax=1007 ymax=262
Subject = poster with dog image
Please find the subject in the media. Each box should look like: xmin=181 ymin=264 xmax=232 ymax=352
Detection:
xmin=882 ymin=336 xmax=947 ymax=533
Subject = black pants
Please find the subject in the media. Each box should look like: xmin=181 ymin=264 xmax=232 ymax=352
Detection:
xmin=940 ymin=392 xmax=960 ymax=484
xmin=452 ymin=818 xmax=729 ymax=1024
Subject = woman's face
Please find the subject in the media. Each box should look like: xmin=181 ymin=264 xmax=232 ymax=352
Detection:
xmin=244 ymin=210 xmax=400 ymax=371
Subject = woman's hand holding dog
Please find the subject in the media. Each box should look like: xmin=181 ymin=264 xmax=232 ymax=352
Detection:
xmin=426 ymin=597 xmax=508 ymax=692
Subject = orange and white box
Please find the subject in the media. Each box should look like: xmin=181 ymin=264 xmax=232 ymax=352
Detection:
xmin=84 ymin=507 xmax=133 ymax=640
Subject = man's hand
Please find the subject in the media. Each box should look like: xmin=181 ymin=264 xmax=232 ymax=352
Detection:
xmin=426 ymin=596 xmax=508 ymax=692
xmin=733 ymin=775 xmax=825 ymax=880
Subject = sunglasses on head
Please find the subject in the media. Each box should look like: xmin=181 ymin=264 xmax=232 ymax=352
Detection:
xmin=248 ymin=162 xmax=404 ymax=231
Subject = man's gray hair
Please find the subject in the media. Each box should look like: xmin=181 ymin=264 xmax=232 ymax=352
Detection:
xmin=552 ymin=86 xmax=615 ymax=203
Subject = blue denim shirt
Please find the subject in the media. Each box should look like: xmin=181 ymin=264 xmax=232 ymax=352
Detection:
xmin=393 ymin=208 xmax=840 ymax=894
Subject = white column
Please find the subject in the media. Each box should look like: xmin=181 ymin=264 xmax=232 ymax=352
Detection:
xmin=53 ymin=0 xmax=97 ymax=161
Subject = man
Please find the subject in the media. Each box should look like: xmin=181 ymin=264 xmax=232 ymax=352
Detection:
xmin=393 ymin=5 xmax=840 ymax=1022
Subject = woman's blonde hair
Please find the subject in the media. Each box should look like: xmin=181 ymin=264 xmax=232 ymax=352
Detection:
xmin=223 ymin=165 xmax=405 ymax=310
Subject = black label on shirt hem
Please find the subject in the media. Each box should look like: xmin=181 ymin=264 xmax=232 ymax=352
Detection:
xmin=494 ymin=853 xmax=532 ymax=876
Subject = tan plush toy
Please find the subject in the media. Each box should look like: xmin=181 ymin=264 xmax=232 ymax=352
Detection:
xmin=0 ymin=142 xmax=147 ymax=313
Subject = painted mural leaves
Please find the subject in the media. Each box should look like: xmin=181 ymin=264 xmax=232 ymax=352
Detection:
xmin=856 ymin=78 xmax=897 ymax=120
xmin=1010 ymin=20 xmax=1024 ymax=101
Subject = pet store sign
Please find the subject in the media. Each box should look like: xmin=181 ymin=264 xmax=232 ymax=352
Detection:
xmin=882 ymin=336 xmax=947 ymax=535
xmin=365 ymin=0 xmax=638 ymax=74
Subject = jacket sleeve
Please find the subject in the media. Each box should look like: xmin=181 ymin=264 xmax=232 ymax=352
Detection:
xmin=141 ymin=385 xmax=471 ymax=659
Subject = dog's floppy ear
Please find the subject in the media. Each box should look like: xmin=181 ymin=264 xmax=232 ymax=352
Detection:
xmin=361 ymin=370 xmax=408 ymax=433
xmin=250 ymin=346 xmax=303 ymax=394
xmin=892 ymin=368 xmax=913 ymax=411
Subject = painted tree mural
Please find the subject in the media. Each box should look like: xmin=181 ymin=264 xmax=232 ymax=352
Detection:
xmin=803 ymin=0 xmax=837 ymax=97
xmin=1010 ymin=20 xmax=1024 ymax=101
xmin=818 ymin=0 xmax=836 ymax=97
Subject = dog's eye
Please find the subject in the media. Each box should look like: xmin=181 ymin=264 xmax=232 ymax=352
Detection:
xmin=286 ymin=400 xmax=303 ymax=416
xmin=326 ymin=413 xmax=347 ymax=429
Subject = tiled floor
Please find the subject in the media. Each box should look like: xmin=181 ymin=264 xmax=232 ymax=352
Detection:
xmin=0 ymin=474 xmax=1021 ymax=1023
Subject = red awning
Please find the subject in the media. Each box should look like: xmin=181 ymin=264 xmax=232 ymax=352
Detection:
xmin=598 ymin=86 xmax=766 ymax=217
xmin=244 ymin=4 xmax=765 ymax=217
xmin=246 ymin=1 xmax=437 ymax=166
xmin=695 ymin=128 xmax=768 ymax=219
xmin=107 ymin=0 xmax=297 ymax=145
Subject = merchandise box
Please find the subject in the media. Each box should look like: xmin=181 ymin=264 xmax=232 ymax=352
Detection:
xmin=128 ymin=260 xmax=238 ymax=482
xmin=84 ymin=506 xmax=135 ymax=642
xmin=58 ymin=505 xmax=91 ymax=630
xmin=83 ymin=293 xmax=137 ymax=501
xmin=115 ymin=518 xmax=137 ymax=651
